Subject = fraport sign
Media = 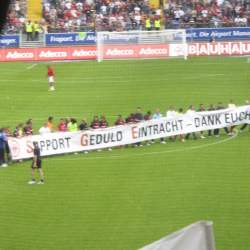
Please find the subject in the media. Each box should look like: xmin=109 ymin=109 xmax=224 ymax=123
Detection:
xmin=46 ymin=32 xmax=96 ymax=46
xmin=186 ymin=27 xmax=250 ymax=41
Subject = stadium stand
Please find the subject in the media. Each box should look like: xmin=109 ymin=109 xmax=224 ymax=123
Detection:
xmin=27 ymin=0 xmax=42 ymax=22
xmin=1 ymin=0 xmax=250 ymax=33
xmin=3 ymin=0 xmax=27 ymax=34
xmin=42 ymin=0 xmax=250 ymax=32
xmin=164 ymin=0 xmax=250 ymax=29
xmin=42 ymin=0 xmax=96 ymax=32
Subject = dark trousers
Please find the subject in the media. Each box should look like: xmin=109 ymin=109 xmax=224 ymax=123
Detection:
xmin=214 ymin=127 xmax=229 ymax=136
xmin=5 ymin=142 xmax=11 ymax=162
xmin=0 ymin=147 xmax=5 ymax=164
xmin=185 ymin=132 xmax=197 ymax=140
xmin=26 ymin=32 xmax=33 ymax=41
xmin=34 ymin=31 xmax=39 ymax=41
xmin=241 ymin=124 xmax=249 ymax=131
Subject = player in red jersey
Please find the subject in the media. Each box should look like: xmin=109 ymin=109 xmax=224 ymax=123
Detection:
xmin=91 ymin=116 xmax=100 ymax=129
xmin=47 ymin=65 xmax=55 ymax=91
xmin=115 ymin=115 xmax=125 ymax=126
xmin=58 ymin=118 xmax=67 ymax=132
xmin=99 ymin=116 xmax=108 ymax=128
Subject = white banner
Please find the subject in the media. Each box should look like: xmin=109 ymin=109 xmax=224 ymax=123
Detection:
xmin=8 ymin=105 xmax=250 ymax=160
xmin=170 ymin=42 xmax=250 ymax=57
xmin=139 ymin=221 xmax=216 ymax=250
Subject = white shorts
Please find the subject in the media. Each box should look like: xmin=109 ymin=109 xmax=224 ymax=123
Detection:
xmin=48 ymin=76 xmax=54 ymax=83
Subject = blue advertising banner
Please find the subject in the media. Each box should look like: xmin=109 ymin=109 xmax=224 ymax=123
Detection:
xmin=101 ymin=33 xmax=139 ymax=44
xmin=45 ymin=27 xmax=250 ymax=46
xmin=0 ymin=35 xmax=19 ymax=47
xmin=46 ymin=32 xmax=96 ymax=45
xmin=186 ymin=27 xmax=250 ymax=41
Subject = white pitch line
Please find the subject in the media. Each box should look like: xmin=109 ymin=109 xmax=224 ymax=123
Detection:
xmin=0 ymin=73 xmax=228 ymax=83
xmin=50 ymin=132 xmax=238 ymax=162
xmin=26 ymin=64 xmax=37 ymax=70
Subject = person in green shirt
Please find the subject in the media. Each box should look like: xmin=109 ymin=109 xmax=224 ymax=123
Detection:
xmin=25 ymin=20 xmax=33 ymax=41
xmin=154 ymin=18 xmax=161 ymax=31
xmin=67 ymin=118 xmax=78 ymax=132
xmin=145 ymin=17 xmax=151 ymax=31
xmin=33 ymin=21 xmax=40 ymax=41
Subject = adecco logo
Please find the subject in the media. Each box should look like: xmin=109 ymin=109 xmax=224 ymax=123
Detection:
xmin=72 ymin=49 xmax=96 ymax=57
xmin=139 ymin=47 xmax=168 ymax=55
xmin=6 ymin=51 xmax=34 ymax=59
xmin=105 ymin=48 xmax=134 ymax=56
xmin=8 ymin=138 xmax=21 ymax=158
xmin=39 ymin=50 xmax=67 ymax=58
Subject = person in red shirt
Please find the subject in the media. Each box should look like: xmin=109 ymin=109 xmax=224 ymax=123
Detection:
xmin=115 ymin=115 xmax=125 ymax=126
xmin=99 ymin=116 xmax=108 ymax=128
xmin=23 ymin=119 xmax=33 ymax=136
xmin=58 ymin=118 xmax=67 ymax=132
xmin=91 ymin=116 xmax=100 ymax=129
xmin=144 ymin=111 xmax=152 ymax=121
xmin=125 ymin=113 xmax=135 ymax=124
xmin=47 ymin=65 xmax=55 ymax=91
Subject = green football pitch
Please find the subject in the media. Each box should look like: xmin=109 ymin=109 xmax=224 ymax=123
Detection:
xmin=0 ymin=57 xmax=249 ymax=250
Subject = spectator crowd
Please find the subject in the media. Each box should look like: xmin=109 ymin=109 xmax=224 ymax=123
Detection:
xmin=3 ymin=0 xmax=27 ymax=34
xmin=0 ymin=100 xmax=249 ymax=166
xmin=1 ymin=0 xmax=250 ymax=34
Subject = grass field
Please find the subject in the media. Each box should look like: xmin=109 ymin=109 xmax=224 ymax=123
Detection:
xmin=0 ymin=56 xmax=249 ymax=250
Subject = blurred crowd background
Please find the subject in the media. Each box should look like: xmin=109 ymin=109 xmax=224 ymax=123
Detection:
xmin=2 ymin=0 xmax=250 ymax=34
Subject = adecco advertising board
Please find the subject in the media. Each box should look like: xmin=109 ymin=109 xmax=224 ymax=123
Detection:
xmin=0 ymin=42 xmax=250 ymax=62
xmin=0 ymin=46 xmax=97 ymax=61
